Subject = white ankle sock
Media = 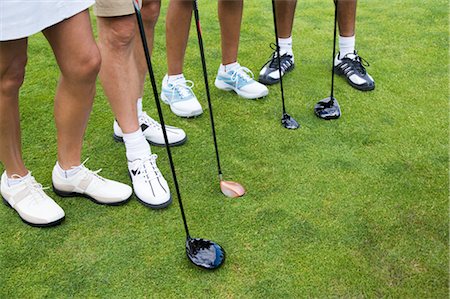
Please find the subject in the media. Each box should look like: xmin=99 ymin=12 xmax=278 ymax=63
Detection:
xmin=7 ymin=172 xmax=31 ymax=187
xmin=168 ymin=73 xmax=185 ymax=84
xmin=220 ymin=62 xmax=239 ymax=72
xmin=56 ymin=162 xmax=82 ymax=179
xmin=339 ymin=35 xmax=355 ymax=59
xmin=278 ymin=36 xmax=294 ymax=56
xmin=137 ymin=98 xmax=143 ymax=117
xmin=123 ymin=128 xmax=151 ymax=162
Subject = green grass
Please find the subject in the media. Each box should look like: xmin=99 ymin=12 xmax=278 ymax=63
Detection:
xmin=1 ymin=0 xmax=448 ymax=297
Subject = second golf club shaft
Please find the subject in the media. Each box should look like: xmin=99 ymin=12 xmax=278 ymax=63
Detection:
xmin=193 ymin=0 xmax=223 ymax=180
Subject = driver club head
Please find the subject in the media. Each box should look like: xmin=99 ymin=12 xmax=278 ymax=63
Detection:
xmin=314 ymin=96 xmax=341 ymax=120
xmin=281 ymin=113 xmax=300 ymax=129
xmin=220 ymin=180 xmax=246 ymax=198
xmin=186 ymin=238 xmax=225 ymax=270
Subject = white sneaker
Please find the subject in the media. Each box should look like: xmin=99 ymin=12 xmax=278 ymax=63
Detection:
xmin=215 ymin=63 xmax=269 ymax=99
xmin=113 ymin=111 xmax=187 ymax=147
xmin=1 ymin=172 xmax=65 ymax=227
xmin=161 ymin=74 xmax=203 ymax=118
xmin=52 ymin=160 xmax=132 ymax=206
xmin=128 ymin=154 xmax=172 ymax=209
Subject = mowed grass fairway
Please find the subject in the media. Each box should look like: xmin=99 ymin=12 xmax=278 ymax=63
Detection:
xmin=0 ymin=0 xmax=448 ymax=297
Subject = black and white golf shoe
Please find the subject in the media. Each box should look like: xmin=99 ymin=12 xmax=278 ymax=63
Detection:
xmin=258 ymin=46 xmax=295 ymax=85
xmin=128 ymin=154 xmax=172 ymax=209
xmin=334 ymin=51 xmax=375 ymax=91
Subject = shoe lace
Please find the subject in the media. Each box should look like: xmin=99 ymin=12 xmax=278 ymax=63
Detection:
xmin=76 ymin=158 xmax=105 ymax=182
xmin=343 ymin=51 xmax=370 ymax=75
xmin=139 ymin=111 xmax=160 ymax=129
xmin=11 ymin=173 xmax=49 ymax=201
xmin=170 ymin=80 xmax=195 ymax=100
xmin=137 ymin=154 xmax=162 ymax=183
xmin=230 ymin=67 xmax=254 ymax=87
xmin=263 ymin=43 xmax=293 ymax=71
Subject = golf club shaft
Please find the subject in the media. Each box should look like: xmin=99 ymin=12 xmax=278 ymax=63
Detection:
xmin=192 ymin=0 xmax=223 ymax=180
xmin=133 ymin=2 xmax=190 ymax=238
xmin=330 ymin=0 xmax=338 ymax=99
xmin=271 ymin=0 xmax=287 ymax=114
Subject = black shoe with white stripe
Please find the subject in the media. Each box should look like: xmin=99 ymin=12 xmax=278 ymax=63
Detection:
xmin=258 ymin=45 xmax=295 ymax=85
xmin=128 ymin=154 xmax=172 ymax=209
xmin=334 ymin=51 xmax=375 ymax=91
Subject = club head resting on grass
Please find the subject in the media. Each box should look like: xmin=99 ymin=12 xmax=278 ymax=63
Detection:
xmin=281 ymin=113 xmax=300 ymax=129
xmin=314 ymin=97 xmax=341 ymax=120
xmin=186 ymin=237 xmax=225 ymax=270
xmin=220 ymin=180 xmax=246 ymax=198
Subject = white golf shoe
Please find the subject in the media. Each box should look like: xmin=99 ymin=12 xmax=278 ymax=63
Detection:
xmin=128 ymin=154 xmax=172 ymax=209
xmin=52 ymin=160 xmax=132 ymax=206
xmin=113 ymin=111 xmax=187 ymax=147
xmin=161 ymin=74 xmax=203 ymax=118
xmin=1 ymin=172 xmax=65 ymax=227
xmin=215 ymin=63 xmax=269 ymax=99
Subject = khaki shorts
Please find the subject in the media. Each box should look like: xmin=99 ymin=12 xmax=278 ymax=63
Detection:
xmin=94 ymin=0 xmax=142 ymax=17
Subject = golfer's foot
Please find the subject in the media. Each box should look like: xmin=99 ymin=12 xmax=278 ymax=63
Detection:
xmin=1 ymin=172 xmax=65 ymax=227
xmin=128 ymin=154 xmax=172 ymax=209
xmin=113 ymin=112 xmax=187 ymax=147
xmin=215 ymin=63 xmax=269 ymax=99
xmin=161 ymin=75 xmax=203 ymax=118
xmin=258 ymin=46 xmax=295 ymax=85
xmin=334 ymin=51 xmax=375 ymax=91
xmin=52 ymin=160 xmax=132 ymax=206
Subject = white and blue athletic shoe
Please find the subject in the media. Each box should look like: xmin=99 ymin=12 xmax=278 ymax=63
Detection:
xmin=160 ymin=75 xmax=203 ymax=118
xmin=214 ymin=63 xmax=269 ymax=99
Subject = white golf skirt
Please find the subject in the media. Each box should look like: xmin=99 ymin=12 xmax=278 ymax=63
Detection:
xmin=0 ymin=1 xmax=94 ymax=41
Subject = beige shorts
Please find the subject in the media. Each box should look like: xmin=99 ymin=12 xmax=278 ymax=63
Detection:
xmin=94 ymin=0 xmax=142 ymax=17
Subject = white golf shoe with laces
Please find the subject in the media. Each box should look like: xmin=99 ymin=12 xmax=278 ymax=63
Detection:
xmin=114 ymin=111 xmax=187 ymax=147
xmin=128 ymin=154 xmax=172 ymax=209
xmin=52 ymin=159 xmax=132 ymax=206
xmin=1 ymin=172 xmax=65 ymax=227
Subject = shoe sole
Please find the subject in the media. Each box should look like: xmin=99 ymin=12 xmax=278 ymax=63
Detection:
xmin=2 ymin=196 xmax=65 ymax=228
xmin=258 ymin=64 xmax=295 ymax=85
xmin=113 ymin=134 xmax=188 ymax=147
xmin=214 ymin=79 xmax=269 ymax=100
xmin=160 ymin=94 xmax=204 ymax=118
xmin=52 ymin=185 xmax=131 ymax=206
xmin=334 ymin=66 xmax=375 ymax=91
xmin=135 ymin=194 xmax=173 ymax=210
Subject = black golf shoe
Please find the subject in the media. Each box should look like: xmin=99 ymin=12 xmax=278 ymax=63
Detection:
xmin=334 ymin=51 xmax=375 ymax=91
xmin=258 ymin=47 xmax=295 ymax=85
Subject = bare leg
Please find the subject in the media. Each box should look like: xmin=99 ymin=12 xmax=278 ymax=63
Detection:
xmin=218 ymin=0 xmax=243 ymax=65
xmin=166 ymin=0 xmax=193 ymax=76
xmin=97 ymin=14 xmax=140 ymax=133
xmin=135 ymin=0 xmax=161 ymax=96
xmin=276 ymin=0 xmax=297 ymax=38
xmin=43 ymin=10 xmax=101 ymax=169
xmin=337 ymin=0 xmax=357 ymax=37
xmin=0 ymin=39 xmax=28 ymax=177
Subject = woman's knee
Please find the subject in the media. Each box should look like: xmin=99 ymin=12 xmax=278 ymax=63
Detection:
xmin=0 ymin=53 xmax=27 ymax=94
xmin=142 ymin=0 xmax=161 ymax=28
xmin=62 ymin=44 xmax=101 ymax=82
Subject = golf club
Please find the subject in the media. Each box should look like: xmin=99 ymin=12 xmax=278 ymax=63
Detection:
xmin=314 ymin=0 xmax=341 ymax=120
xmin=133 ymin=0 xmax=225 ymax=270
xmin=271 ymin=0 xmax=300 ymax=130
xmin=192 ymin=0 xmax=245 ymax=198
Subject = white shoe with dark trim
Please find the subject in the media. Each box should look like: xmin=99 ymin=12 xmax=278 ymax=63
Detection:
xmin=52 ymin=160 xmax=132 ymax=206
xmin=128 ymin=154 xmax=172 ymax=209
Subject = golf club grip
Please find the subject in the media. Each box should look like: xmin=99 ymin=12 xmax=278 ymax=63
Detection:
xmin=192 ymin=0 xmax=223 ymax=179
xmin=133 ymin=2 xmax=190 ymax=238
xmin=271 ymin=0 xmax=287 ymax=114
